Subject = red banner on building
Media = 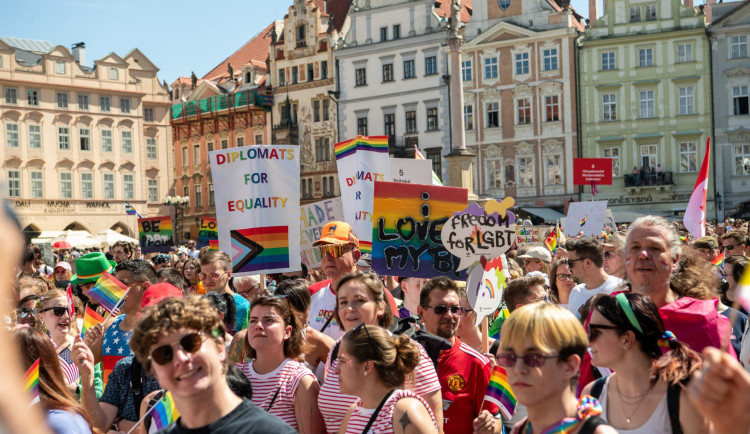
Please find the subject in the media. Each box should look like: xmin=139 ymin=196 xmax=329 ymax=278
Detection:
xmin=573 ymin=158 xmax=613 ymax=185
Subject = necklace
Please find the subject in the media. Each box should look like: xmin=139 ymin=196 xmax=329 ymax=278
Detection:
xmin=614 ymin=376 xmax=651 ymax=424
xmin=525 ymin=396 xmax=602 ymax=434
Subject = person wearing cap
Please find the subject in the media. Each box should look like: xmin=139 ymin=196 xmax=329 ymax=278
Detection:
xmin=52 ymin=261 xmax=73 ymax=285
xmin=356 ymin=253 xmax=372 ymax=272
xmin=71 ymin=252 xmax=117 ymax=312
xmin=694 ymin=235 xmax=720 ymax=263
xmin=602 ymin=231 xmax=627 ymax=279
xmin=151 ymin=253 xmax=172 ymax=271
xmin=564 ymin=237 xmax=623 ymax=318
xmin=517 ymin=246 xmax=552 ymax=278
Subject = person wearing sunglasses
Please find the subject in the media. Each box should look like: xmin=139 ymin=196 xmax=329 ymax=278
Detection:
xmin=721 ymin=230 xmax=748 ymax=257
xmin=565 ymin=237 xmax=623 ymax=318
xmin=601 ymin=231 xmax=626 ymax=280
xmin=15 ymin=294 xmax=39 ymax=326
xmin=38 ymin=289 xmax=80 ymax=390
xmin=129 ymin=296 xmax=296 ymax=433
xmin=418 ymin=276 xmax=502 ymax=434
xmin=497 ymin=302 xmax=616 ymax=434
xmin=200 ymin=250 xmax=249 ymax=333
xmin=549 ymin=259 xmax=576 ymax=307
xmin=336 ymin=324 xmax=438 ymax=433
xmin=584 ymin=292 xmax=710 ymax=433
xmin=319 ymin=272 xmax=442 ymax=433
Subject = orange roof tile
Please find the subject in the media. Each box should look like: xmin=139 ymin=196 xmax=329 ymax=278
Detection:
xmin=203 ymin=21 xmax=275 ymax=81
xmin=434 ymin=0 xmax=473 ymax=23
xmin=171 ymin=76 xmax=203 ymax=87
xmin=325 ymin=0 xmax=353 ymax=32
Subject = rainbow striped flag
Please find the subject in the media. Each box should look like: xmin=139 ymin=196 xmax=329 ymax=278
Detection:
xmin=81 ymin=306 xmax=105 ymax=338
xmin=579 ymin=215 xmax=588 ymax=227
xmin=24 ymin=358 xmax=40 ymax=402
xmin=711 ymin=251 xmax=724 ymax=268
xmin=334 ymin=135 xmax=389 ymax=160
xmin=149 ymin=391 xmax=180 ymax=430
xmin=484 ymin=365 xmax=516 ymax=420
xmin=209 ymin=239 xmax=219 ymax=251
xmin=87 ymin=272 xmax=129 ymax=314
xmin=230 ymin=226 xmax=290 ymax=273
xmin=544 ymin=230 xmax=557 ymax=254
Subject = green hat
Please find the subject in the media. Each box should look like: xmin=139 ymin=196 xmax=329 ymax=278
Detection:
xmin=71 ymin=252 xmax=116 ymax=285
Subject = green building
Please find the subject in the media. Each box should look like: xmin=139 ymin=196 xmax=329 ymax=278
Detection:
xmin=578 ymin=0 xmax=715 ymax=220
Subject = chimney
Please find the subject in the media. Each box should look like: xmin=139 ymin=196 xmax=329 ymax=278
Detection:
xmin=72 ymin=42 xmax=85 ymax=66
xmin=589 ymin=0 xmax=598 ymax=27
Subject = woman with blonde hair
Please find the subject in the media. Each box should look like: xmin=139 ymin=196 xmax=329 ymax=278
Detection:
xmin=180 ymin=257 xmax=205 ymax=295
xmin=37 ymin=289 xmax=80 ymax=389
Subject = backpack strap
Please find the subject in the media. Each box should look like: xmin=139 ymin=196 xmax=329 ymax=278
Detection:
xmin=590 ymin=377 xmax=607 ymax=400
xmin=330 ymin=341 xmax=341 ymax=363
xmin=130 ymin=358 xmax=145 ymax=411
xmin=667 ymin=382 xmax=683 ymax=434
xmin=578 ymin=415 xmax=609 ymax=434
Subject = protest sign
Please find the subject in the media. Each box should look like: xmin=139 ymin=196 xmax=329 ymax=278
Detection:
xmin=563 ymin=201 xmax=608 ymax=237
xmin=514 ymin=225 xmax=549 ymax=248
xmin=138 ymin=216 xmax=174 ymax=253
xmin=335 ymin=136 xmax=391 ymax=253
xmin=466 ymin=256 xmax=508 ymax=326
xmin=441 ymin=198 xmax=517 ymax=271
xmin=196 ymin=217 xmax=218 ymax=249
xmin=604 ymin=209 xmax=616 ymax=232
xmin=573 ymin=158 xmax=613 ymax=185
xmin=300 ymin=197 xmax=345 ymax=268
xmin=209 ymin=145 xmax=300 ymax=275
xmin=389 ymin=158 xmax=432 ymax=185
xmin=371 ymin=181 xmax=468 ymax=279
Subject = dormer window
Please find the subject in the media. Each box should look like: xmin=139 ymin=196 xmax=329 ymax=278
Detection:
xmin=296 ymin=25 xmax=306 ymax=47
xmin=245 ymin=72 xmax=252 ymax=83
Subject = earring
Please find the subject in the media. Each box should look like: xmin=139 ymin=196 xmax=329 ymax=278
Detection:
xmin=622 ymin=345 xmax=627 ymax=350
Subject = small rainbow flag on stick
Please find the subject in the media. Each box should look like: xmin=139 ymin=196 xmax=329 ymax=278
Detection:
xmin=150 ymin=391 xmax=180 ymax=430
xmin=579 ymin=215 xmax=588 ymax=227
xmin=711 ymin=251 xmax=724 ymax=268
xmin=24 ymin=358 xmax=40 ymax=402
xmin=81 ymin=306 xmax=105 ymax=337
xmin=544 ymin=230 xmax=557 ymax=255
xmin=87 ymin=272 xmax=129 ymax=314
xmin=484 ymin=366 xmax=517 ymax=420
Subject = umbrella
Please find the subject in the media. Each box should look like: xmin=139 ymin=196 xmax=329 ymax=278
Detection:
xmin=52 ymin=241 xmax=72 ymax=249
xmin=48 ymin=230 xmax=100 ymax=249
xmin=95 ymin=229 xmax=138 ymax=246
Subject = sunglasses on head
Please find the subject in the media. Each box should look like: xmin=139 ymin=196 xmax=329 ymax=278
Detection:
xmin=587 ymin=323 xmax=619 ymax=342
xmin=495 ymin=352 xmax=559 ymax=368
xmin=16 ymin=307 xmax=36 ymax=318
xmin=39 ymin=306 xmax=69 ymax=317
xmin=149 ymin=332 xmax=206 ymax=366
xmin=352 ymin=322 xmax=376 ymax=349
xmin=422 ymin=305 xmax=466 ymax=317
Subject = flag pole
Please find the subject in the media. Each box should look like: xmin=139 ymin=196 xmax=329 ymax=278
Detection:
xmin=124 ymin=390 xmax=165 ymax=434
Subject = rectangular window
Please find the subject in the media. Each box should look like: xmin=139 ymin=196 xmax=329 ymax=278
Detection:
xmin=602 ymin=93 xmax=617 ymax=121
xmin=182 ymin=147 xmax=188 ymax=167
xmin=81 ymin=173 xmax=93 ymax=199
xmin=221 ymin=139 xmax=228 ymax=149
xmin=28 ymin=124 xmax=41 ymax=149
xmin=144 ymin=108 xmax=154 ymax=122
xmin=731 ymin=35 xmax=748 ymax=59
xmin=639 ymin=90 xmax=655 ymax=118
xmin=30 ymin=171 xmax=43 ymax=198
xmin=630 ymin=6 xmax=642 ymax=22
xmin=355 ymin=68 xmax=367 ymax=86
xmin=148 ymin=179 xmax=158 ymax=202
xmin=679 ymin=87 xmax=694 ymax=115
xmin=380 ymin=27 xmax=388 ymax=41
xmin=357 ymin=117 xmax=368 ymax=135
xmin=404 ymin=59 xmax=415 ymax=79
xmin=640 ymin=144 xmax=658 ymax=170
xmin=27 ymin=89 xmax=40 ymax=106
xmin=544 ymin=95 xmax=560 ymax=122
xmin=384 ymin=113 xmax=395 ymax=139
xmin=543 ymin=48 xmax=558 ymax=71
xmin=486 ymin=102 xmax=499 ymax=128
xmin=321 ymin=61 xmax=328 ymax=79
xmin=193 ymin=145 xmax=200 ymax=164
xmin=57 ymin=92 xmax=68 ymax=109
xmin=323 ymin=99 xmax=330 ymax=121
xmin=638 ymin=48 xmax=654 ymax=67
xmin=519 ymin=157 xmax=534 ymax=187
xmin=207 ymin=142 xmax=214 ymax=152
xmin=393 ymin=24 xmax=400 ymax=39
xmin=183 ymin=186 xmax=189 ymax=197
xmin=4 ymin=87 xmax=17 ymax=104
xmin=101 ymin=129 xmax=112 ymax=152
xmin=601 ymin=52 xmax=616 ymax=70
xmin=677 ymin=44 xmax=693 ymax=63
xmin=195 ymin=184 xmax=202 ymax=207
xmin=406 ymin=111 xmax=417 ymax=133
xmin=292 ymin=66 xmax=299 ymax=84
xmin=100 ymin=96 xmax=110 ymax=112
xmin=313 ymin=100 xmax=321 ymax=122
xmin=58 ymin=127 xmax=70 ymax=150
xmin=515 ymin=53 xmax=529 ymax=75
xmin=78 ymin=94 xmax=89 ymax=110
xmin=60 ymin=172 xmax=72 ymax=199
xmin=484 ymin=57 xmax=498 ymax=79
xmin=733 ymin=86 xmax=749 ymax=115
xmin=382 ymin=63 xmax=394 ymax=82
xmin=209 ymin=183 xmax=215 ymax=206
xmin=123 ymin=174 xmax=134 ymax=199
xmin=316 ymin=138 xmax=330 ymax=162
xmin=464 ymin=105 xmax=474 ymax=130
xmin=146 ymin=138 xmax=157 ymax=159
xmin=603 ymin=147 xmax=621 ymax=177
xmin=278 ymin=69 xmax=286 ymax=86
xmin=425 ymin=56 xmax=437 ymax=75
xmin=546 ymin=154 xmax=562 ymax=185
xmin=103 ymin=173 xmax=114 ymax=199
xmin=427 ymin=108 xmax=438 ymax=131
xmin=307 ymin=63 xmax=314 ymax=81
xmin=461 ymin=60 xmax=472 ymax=82
xmin=236 ymin=137 xmax=244 ymax=147
xmin=645 ymin=4 xmax=657 ymax=20
xmin=79 ymin=127 xmax=91 ymax=151
xmin=680 ymin=142 xmax=697 ymax=172
xmin=517 ymin=99 xmax=531 ymax=124
xmin=735 ymin=144 xmax=750 ymax=175
xmin=426 ymin=149 xmax=442 ymax=179
xmin=120 ymin=98 xmax=130 ymax=114
xmin=55 ymin=61 xmax=65 ymax=74
xmin=121 ymin=130 xmax=132 ymax=153
xmin=109 ymin=68 xmax=118 ymax=80
xmin=7 ymin=170 xmax=20 ymax=197
xmin=6 ymin=123 xmax=19 ymax=148
xmin=487 ymin=159 xmax=503 ymax=190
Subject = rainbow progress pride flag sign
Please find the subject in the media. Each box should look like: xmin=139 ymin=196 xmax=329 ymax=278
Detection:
xmin=138 ymin=216 xmax=174 ymax=253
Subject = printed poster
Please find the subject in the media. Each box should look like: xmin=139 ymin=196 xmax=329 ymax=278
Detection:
xmin=138 ymin=216 xmax=174 ymax=253
xmin=389 ymin=158 xmax=433 ymax=185
xmin=300 ymin=197 xmax=345 ymax=268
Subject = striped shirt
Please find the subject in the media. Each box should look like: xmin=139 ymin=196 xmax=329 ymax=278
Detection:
xmin=237 ymin=358 xmax=315 ymax=430
xmin=318 ymin=337 xmax=440 ymax=433
xmin=345 ymin=389 xmax=436 ymax=434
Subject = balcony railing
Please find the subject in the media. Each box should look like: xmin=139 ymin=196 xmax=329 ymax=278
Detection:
xmin=171 ymin=89 xmax=272 ymax=120
xmin=624 ymin=171 xmax=674 ymax=187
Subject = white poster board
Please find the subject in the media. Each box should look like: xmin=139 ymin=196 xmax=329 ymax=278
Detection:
xmin=389 ymin=158 xmax=433 ymax=185
xmin=563 ymin=201 xmax=608 ymax=237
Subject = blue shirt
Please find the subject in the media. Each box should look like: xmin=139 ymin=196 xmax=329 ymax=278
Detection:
xmin=46 ymin=410 xmax=91 ymax=434
xmin=233 ymin=293 xmax=249 ymax=332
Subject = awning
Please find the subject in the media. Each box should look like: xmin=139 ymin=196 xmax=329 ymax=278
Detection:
xmin=610 ymin=210 xmax=650 ymax=223
xmin=519 ymin=207 xmax=565 ymax=223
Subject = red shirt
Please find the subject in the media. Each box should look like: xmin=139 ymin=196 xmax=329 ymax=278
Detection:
xmin=438 ymin=337 xmax=498 ymax=433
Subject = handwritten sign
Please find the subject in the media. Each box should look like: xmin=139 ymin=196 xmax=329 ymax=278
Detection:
xmin=466 ymin=256 xmax=508 ymax=326
xmin=389 ymin=158 xmax=432 ymax=185
xmin=196 ymin=217 xmax=218 ymax=249
xmin=371 ymin=181 xmax=468 ymax=279
xmin=300 ymin=197 xmax=345 ymax=268
xmin=563 ymin=201 xmax=607 ymax=237
xmin=138 ymin=216 xmax=174 ymax=253
xmin=515 ymin=226 xmax=550 ymax=248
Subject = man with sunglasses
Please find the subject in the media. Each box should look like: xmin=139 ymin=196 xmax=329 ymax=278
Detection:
xmin=418 ymin=276 xmax=502 ymax=434
xmin=200 ymin=250 xmax=249 ymax=333
xmin=721 ymin=230 xmax=748 ymax=257
xmin=565 ymin=237 xmax=623 ymax=318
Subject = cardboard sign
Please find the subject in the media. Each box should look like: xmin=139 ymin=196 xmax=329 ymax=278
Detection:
xmin=514 ymin=225 xmax=550 ymax=248
xmin=300 ymin=197 xmax=345 ymax=268
xmin=389 ymin=158 xmax=433 ymax=185
xmin=441 ymin=198 xmax=517 ymax=271
xmin=563 ymin=201 xmax=608 ymax=237
xmin=196 ymin=217 xmax=218 ymax=249
xmin=209 ymin=145 xmax=301 ymax=275
xmin=138 ymin=216 xmax=174 ymax=253
xmin=604 ymin=209 xmax=616 ymax=232
xmin=371 ymin=181 xmax=468 ymax=279
xmin=466 ymin=256 xmax=508 ymax=326
xmin=573 ymin=158 xmax=613 ymax=185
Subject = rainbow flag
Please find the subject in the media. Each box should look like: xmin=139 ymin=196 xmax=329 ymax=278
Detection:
xmin=87 ymin=272 xmax=129 ymax=313
xmin=711 ymin=251 xmax=724 ymax=268
xmin=24 ymin=358 xmax=40 ymax=402
xmin=488 ymin=307 xmax=511 ymax=340
xmin=334 ymin=135 xmax=389 ymax=160
xmin=544 ymin=230 xmax=557 ymax=254
xmin=209 ymin=239 xmax=219 ymax=251
xmin=230 ymin=226 xmax=289 ymax=273
xmin=81 ymin=306 xmax=105 ymax=337
xmin=150 ymin=391 xmax=180 ymax=430
xmin=579 ymin=215 xmax=587 ymax=227
xmin=737 ymin=260 xmax=750 ymax=312
xmin=484 ymin=365 xmax=516 ymax=420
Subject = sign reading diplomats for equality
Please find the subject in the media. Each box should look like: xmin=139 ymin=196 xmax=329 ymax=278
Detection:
xmin=209 ymin=145 xmax=301 ymax=276
xmin=573 ymin=158 xmax=613 ymax=185
xmin=371 ymin=181 xmax=468 ymax=279
xmin=138 ymin=216 xmax=174 ymax=253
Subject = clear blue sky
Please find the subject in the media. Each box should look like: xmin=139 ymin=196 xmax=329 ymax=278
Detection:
xmin=1 ymin=0 xmax=707 ymax=86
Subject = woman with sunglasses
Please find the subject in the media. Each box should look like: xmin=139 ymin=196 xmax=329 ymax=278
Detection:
xmin=181 ymin=257 xmax=205 ymax=295
xmin=336 ymin=324 xmax=438 ymax=433
xmin=16 ymin=293 xmax=40 ymax=326
xmin=130 ymin=296 xmax=297 ymax=433
xmin=38 ymin=289 xmax=80 ymax=389
xmin=13 ymin=327 xmax=95 ymax=434
xmin=549 ymin=259 xmax=576 ymax=308
xmin=236 ymin=296 xmax=324 ymax=433
xmin=319 ymin=272 xmax=442 ymax=434
xmin=585 ymin=292 xmax=710 ymax=433
xmin=497 ymin=302 xmax=617 ymax=434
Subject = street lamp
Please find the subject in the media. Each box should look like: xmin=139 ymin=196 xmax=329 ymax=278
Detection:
xmin=162 ymin=195 xmax=190 ymax=245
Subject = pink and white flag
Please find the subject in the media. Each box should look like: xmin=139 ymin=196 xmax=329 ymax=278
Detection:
xmin=683 ymin=138 xmax=711 ymax=239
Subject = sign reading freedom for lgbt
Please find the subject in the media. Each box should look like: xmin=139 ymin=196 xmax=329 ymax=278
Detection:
xmin=300 ymin=197 xmax=344 ymax=268
xmin=209 ymin=145 xmax=301 ymax=275
xmin=371 ymin=181 xmax=468 ymax=279
xmin=138 ymin=216 xmax=174 ymax=253
xmin=335 ymin=136 xmax=390 ymax=253
xmin=196 ymin=217 xmax=218 ymax=249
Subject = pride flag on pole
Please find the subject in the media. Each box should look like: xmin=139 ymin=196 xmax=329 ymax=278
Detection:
xmin=150 ymin=391 xmax=180 ymax=430
xmin=711 ymin=251 xmax=725 ymax=268
xmin=484 ymin=366 xmax=517 ymax=420
xmin=544 ymin=229 xmax=557 ymax=255
xmin=86 ymin=272 xmax=129 ymax=314
xmin=81 ymin=306 xmax=105 ymax=337
xmin=24 ymin=358 xmax=40 ymax=402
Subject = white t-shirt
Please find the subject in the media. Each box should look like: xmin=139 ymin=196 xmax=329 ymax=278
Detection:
xmin=308 ymin=283 xmax=345 ymax=341
xmin=567 ymin=275 xmax=623 ymax=318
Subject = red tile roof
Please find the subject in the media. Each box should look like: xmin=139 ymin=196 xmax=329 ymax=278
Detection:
xmin=203 ymin=21 xmax=275 ymax=81
xmin=171 ymin=76 xmax=203 ymax=87
xmin=323 ymin=0 xmax=353 ymax=32
xmin=434 ymin=0 xmax=473 ymax=23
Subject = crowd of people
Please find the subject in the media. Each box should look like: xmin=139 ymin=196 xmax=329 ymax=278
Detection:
xmin=3 ymin=210 xmax=750 ymax=434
